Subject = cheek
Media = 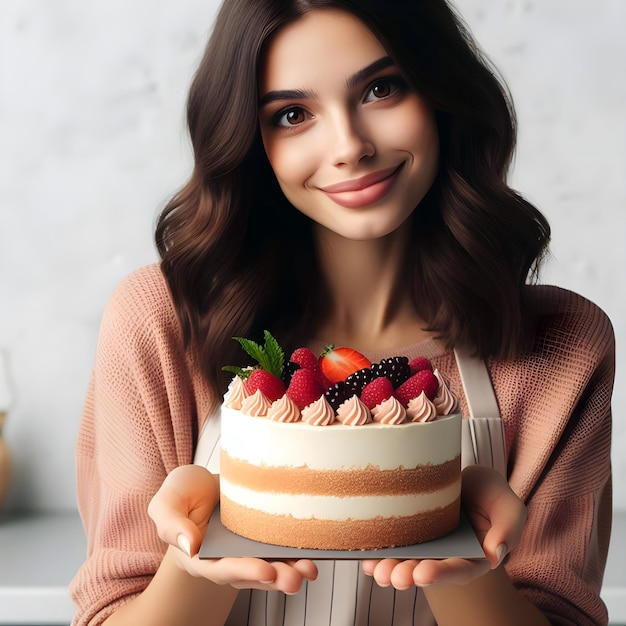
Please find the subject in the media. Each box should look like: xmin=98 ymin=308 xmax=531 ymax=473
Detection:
xmin=378 ymin=100 xmax=438 ymax=157
xmin=263 ymin=136 xmax=317 ymax=190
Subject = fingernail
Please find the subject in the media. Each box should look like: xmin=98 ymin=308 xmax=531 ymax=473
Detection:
xmin=494 ymin=543 xmax=508 ymax=568
xmin=177 ymin=533 xmax=191 ymax=557
xmin=260 ymin=579 xmax=275 ymax=584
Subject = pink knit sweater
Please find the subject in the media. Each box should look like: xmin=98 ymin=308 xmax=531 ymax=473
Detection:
xmin=70 ymin=263 xmax=615 ymax=626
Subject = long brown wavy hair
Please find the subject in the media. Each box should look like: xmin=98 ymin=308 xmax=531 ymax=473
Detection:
xmin=155 ymin=0 xmax=550 ymax=398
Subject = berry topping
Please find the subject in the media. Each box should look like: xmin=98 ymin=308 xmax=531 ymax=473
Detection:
xmin=396 ymin=369 xmax=439 ymax=406
xmin=286 ymin=368 xmax=324 ymax=410
xmin=280 ymin=360 xmax=301 ymax=386
xmin=246 ymin=369 xmax=286 ymax=403
xmin=324 ymin=380 xmax=352 ymax=413
xmin=319 ymin=345 xmax=372 ymax=384
xmin=360 ymin=376 xmax=395 ymax=410
xmin=408 ymin=356 xmax=433 ymax=374
xmin=370 ymin=356 xmax=411 ymax=388
xmin=344 ymin=367 xmax=376 ymax=395
xmin=289 ymin=347 xmax=319 ymax=371
xmin=290 ymin=347 xmax=332 ymax=390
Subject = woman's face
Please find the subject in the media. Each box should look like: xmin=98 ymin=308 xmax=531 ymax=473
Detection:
xmin=258 ymin=9 xmax=439 ymax=241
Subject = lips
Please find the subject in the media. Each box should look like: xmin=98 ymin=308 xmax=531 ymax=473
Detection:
xmin=318 ymin=164 xmax=403 ymax=209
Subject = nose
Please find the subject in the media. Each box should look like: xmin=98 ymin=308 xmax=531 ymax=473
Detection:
xmin=328 ymin=111 xmax=375 ymax=166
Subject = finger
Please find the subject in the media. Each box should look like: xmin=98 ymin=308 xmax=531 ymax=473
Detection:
xmin=361 ymin=559 xmax=381 ymax=576
xmin=148 ymin=465 xmax=219 ymax=556
xmin=389 ymin=560 xmax=421 ymax=590
xmin=228 ymin=560 xmax=309 ymax=594
xmin=269 ymin=561 xmax=312 ymax=594
xmin=461 ymin=465 xmax=527 ymax=567
xmin=478 ymin=487 xmax=526 ymax=568
xmin=412 ymin=558 xmax=492 ymax=587
xmin=199 ymin=557 xmax=279 ymax=587
xmin=286 ymin=559 xmax=318 ymax=581
xmin=371 ymin=559 xmax=402 ymax=587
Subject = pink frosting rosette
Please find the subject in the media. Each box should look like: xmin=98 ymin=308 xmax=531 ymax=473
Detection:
xmin=301 ymin=395 xmax=335 ymax=426
xmin=267 ymin=394 xmax=301 ymax=422
xmin=406 ymin=390 xmax=437 ymax=422
xmin=240 ymin=388 xmax=272 ymax=417
xmin=225 ymin=375 xmax=249 ymax=410
xmin=433 ymin=369 xmax=460 ymax=415
xmin=336 ymin=395 xmax=371 ymax=426
xmin=371 ymin=396 xmax=407 ymax=425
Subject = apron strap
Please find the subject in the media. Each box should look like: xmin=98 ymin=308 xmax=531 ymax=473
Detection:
xmin=454 ymin=345 xmax=507 ymax=476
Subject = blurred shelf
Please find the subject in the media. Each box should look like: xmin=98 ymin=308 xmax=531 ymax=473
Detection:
xmin=0 ymin=509 xmax=624 ymax=625
xmin=0 ymin=511 xmax=85 ymax=625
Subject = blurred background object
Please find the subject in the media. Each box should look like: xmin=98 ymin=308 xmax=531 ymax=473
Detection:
xmin=0 ymin=349 xmax=13 ymax=510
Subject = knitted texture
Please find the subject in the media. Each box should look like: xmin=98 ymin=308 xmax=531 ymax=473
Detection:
xmin=70 ymin=263 xmax=614 ymax=626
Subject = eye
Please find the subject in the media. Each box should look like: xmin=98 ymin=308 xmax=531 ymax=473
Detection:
xmin=363 ymin=77 xmax=404 ymax=103
xmin=271 ymin=107 xmax=308 ymax=127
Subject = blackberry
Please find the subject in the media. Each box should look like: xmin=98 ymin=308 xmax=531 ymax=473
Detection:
xmin=281 ymin=360 xmax=300 ymax=386
xmin=370 ymin=356 xmax=411 ymax=388
xmin=324 ymin=380 xmax=351 ymax=413
xmin=344 ymin=367 xmax=376 ymax=396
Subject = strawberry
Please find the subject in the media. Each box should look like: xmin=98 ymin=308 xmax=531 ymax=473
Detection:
xmin=246 ymin=369 xmax=286 ymax=402
xmin=396 ymin=369 xmax=439 ymax=406
xmin=289 ymin=347 xmax=319 ymax=371
xmin=286 ymin=368 xmax=324 ymax=410
xmin=360 ymin=376 xmax=395 ymax=410
xmin=319 ymin=345 xmax=371 ymax=384
xmin=408 ymin=356 xmax=433 ymax=374
xmin=290 ymin=347 xmax=332 ymax=390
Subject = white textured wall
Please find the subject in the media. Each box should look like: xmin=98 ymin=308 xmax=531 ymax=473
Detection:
xmin=0 ymin=0 xmax=624 ymax=512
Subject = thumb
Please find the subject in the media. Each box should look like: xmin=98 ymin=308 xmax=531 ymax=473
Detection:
xmin=479 ymin=484 xmax=526 ymax=569
xmin=148 ymin=465 xmax=219 ymax=557
xmin=462 ymin=465 xmax=527 ymax=569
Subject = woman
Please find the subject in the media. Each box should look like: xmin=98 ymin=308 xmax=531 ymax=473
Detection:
xmin=71 ymin=1 xmax=614 ymax=624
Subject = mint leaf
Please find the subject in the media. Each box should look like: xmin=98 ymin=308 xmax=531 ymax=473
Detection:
xmin=232 ymin=336 xmax=266 ymax=363
xmin=228 ymin=331 xmax=284 ymax=378
xmin=262 ymin=330 xmax=284 ymax=378
xmin=221 ymin=365 xmax=251 ymax=378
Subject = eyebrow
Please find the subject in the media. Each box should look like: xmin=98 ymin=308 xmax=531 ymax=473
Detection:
xmin=259 ymin=56 xmax=395 ymax=107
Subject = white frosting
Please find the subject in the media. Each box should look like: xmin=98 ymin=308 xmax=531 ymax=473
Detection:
xmin=220 ymin=406 xmax=461 ymax=469
xmin=220 ymin=478 xmax=461 ymax=520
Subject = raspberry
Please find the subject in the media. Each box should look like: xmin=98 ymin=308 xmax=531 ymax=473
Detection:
xmin=360 ymin=376 xmax=395 ymax=410
xmin=286 ymin=368 xmax=324 ymax=410
xmin=396 ymin=369 xmax=439 ymax=406
xmin=246 ymin=369 xmax=287 ymax=402
xmin=370 ymin=356 xmax=411 ymax=388
xmin=408 ymin=356 xmax=433 ymax=374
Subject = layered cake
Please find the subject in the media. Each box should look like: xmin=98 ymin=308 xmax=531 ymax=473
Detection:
xmin=219 ymin=332 xmax=462 ymax=550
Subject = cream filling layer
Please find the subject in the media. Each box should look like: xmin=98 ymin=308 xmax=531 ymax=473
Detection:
xmin=221 ymin=408 xmax=461 ymax=470
xmin=220 ymin=478 xmax=461 ymax=520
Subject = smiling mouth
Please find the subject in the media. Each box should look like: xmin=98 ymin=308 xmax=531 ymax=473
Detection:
xmin=319 ymin=164 xmax=404 ymax=208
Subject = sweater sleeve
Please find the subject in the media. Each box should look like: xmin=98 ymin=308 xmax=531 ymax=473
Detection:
xmin=70 ymin=265 xmax=211 ymax=626
xmin=500 ymin=288 xmax=615 ymax=626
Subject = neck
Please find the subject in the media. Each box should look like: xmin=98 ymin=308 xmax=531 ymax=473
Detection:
xmin=313 ymin=222 xmax=431 ymax=351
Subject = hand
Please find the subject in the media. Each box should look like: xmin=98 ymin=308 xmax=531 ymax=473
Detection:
xmin=361 ymin=464 xmax=526 ymax=588
xmin=148 ymin=464 xmax=318 ymax=594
